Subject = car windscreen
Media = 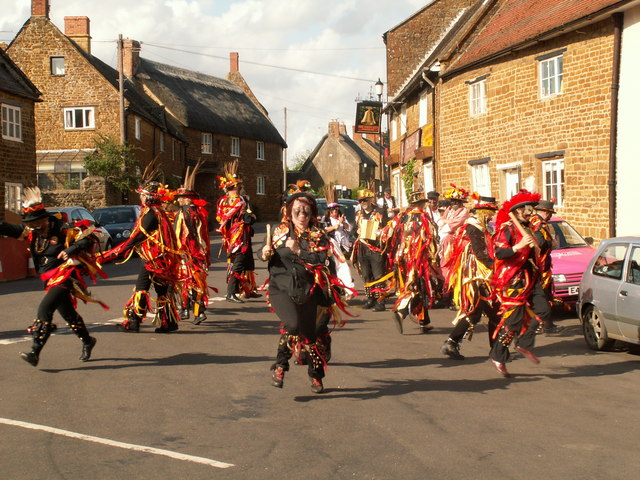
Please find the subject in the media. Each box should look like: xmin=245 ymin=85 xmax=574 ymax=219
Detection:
xmin=93 ymin=207 xmax=136 ymax=225
xmin=550 ymin=220 xmax=588 ymax=249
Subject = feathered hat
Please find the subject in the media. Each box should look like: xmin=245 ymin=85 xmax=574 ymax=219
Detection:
xmin=217 ymin=159 xmax=241 ymax=190
xmin=494 ymin=189 xmax=541 ymax=230
xmin=357 ymin=188 xmax=374 ymax=201
xmin=296 ymin=179 xmax=312 ymax=192
xmin=470 ymin=192 xmax=498 ymax=212
xmin=409 ymin=190 xmax=427 ymax=205
xmin=176 ymin=159 xmax=204 ymax=198
xmin=443 ymin=184 xmax=469 ymax=201
xmin=21 ymin=187 xmax=49 ymax=222
xmin=136 ymin=157 xmax=162 ymax=196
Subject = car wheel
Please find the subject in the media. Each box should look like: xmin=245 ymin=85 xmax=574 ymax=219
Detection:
xmin=582 ymin=305 xmax=614 ymax=351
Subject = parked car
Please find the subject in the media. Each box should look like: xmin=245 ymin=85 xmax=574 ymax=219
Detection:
xmin=548 ymin=216 xmax=596 ymax=305
xmin=92 ymin=205 xmax=141 ymax=247
xmin=577 ymin=237 xmax=640 ymax=350
xmin=48 ymin=206 xmax=113 ymax=251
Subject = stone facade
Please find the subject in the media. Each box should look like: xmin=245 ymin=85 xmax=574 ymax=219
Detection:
xmin=438 ymin=19 xmax=615 ymax=241
xmin=42 ymin=176 xmax=120 ymax=212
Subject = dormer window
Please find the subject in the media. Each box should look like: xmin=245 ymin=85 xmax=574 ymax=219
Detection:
xmin=51 ymin=56 xmax=65 ymax=75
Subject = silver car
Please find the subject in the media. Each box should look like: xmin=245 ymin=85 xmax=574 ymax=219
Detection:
xmin=577 ymin=237 xmax=640 ymax=350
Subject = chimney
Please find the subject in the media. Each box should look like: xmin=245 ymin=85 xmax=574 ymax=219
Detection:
xmin=328 ymin=120 xmax=341 ymax=139
xmin=64 ymin=17 xmax=91 ymax=54
xmin=339 ymin=123 xmax=347 ymax=136
xmin=230 ymin=52 xmax=239 ymax=73
xmin=122 ymin=39 xmax=141 ymax=77
xmin=352 ymin=126 xmax=362 ymax=141
xmin=31 ymin=0 xmax=50 ymax=18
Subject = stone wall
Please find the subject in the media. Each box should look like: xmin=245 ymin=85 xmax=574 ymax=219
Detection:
xmin=43 ymin=176 xmax=119 ymax=211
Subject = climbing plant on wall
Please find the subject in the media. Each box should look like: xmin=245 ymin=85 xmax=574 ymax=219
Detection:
xmin=401 ymin=157 xmax=416 ymax=204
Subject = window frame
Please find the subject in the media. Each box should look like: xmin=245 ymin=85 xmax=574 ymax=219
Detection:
xmin=231 ymin=137 xmax=240 ymax=157
xmin=592 ymin=243 xmax=628 ymax=280
xmin=399 ymin=106 xmax=407 ymax=136
xmin=256 ymin=175 xmax=266 ymax=195
xmin=419 ymin=90 xmax=428 ymax=127
xmin=4 ymin=182 xmax=23 ymax=213
xmin=159 ymin=132 xmax=165 ymax=152
xmin=134 ymin=117 xmax=141 ymax=140
xmin=50 ymin=56 xmax=65 ymax=75
xmin=2 ymin=103 xmax=22 ymax=141
xmin=539 ymin=54 xmax=563 ymax=98
xmin=542 ymin=158 xmax=565 ymax=207
xmin=471 ymin=163 xmax=491 ymax=196
xmin=469 ymin=79 xmax=487 ymax=116
xmin=201 ymin=133 xmax=212 ymax=154
xmin=256 ymin=140 xmax=265 ymax=160
xmin=63 ymin=107 xmax=95 ymax=130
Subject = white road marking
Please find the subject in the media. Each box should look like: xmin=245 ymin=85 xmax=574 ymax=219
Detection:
xmin=0 ymin=417 xmax=234 ymax=469
xmin=0 ymin=336 xmax=31 ymax=346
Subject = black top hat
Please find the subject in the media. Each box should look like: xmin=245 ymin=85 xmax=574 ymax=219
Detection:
xmin=21 ymin=203 xmax=50 ymax=223
xmin=426 ymin=191 xmax=440 ymax=200
xmin=471 ymin=195 xmax=498 ymax=211
xmin=535 ymin=200 xmax=556 ymax=213
xmin=409 ymin=190 xmax=427 ymax=204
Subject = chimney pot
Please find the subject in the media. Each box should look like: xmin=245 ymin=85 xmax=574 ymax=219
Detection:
xmin=230 ymin=52 xmax=239 ymax=73
xmin=31 ymin=0 xmax=49 ymax=18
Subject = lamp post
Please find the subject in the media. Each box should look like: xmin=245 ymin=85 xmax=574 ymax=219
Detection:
xmin=375 ymin=78 xmax=384 ymax=192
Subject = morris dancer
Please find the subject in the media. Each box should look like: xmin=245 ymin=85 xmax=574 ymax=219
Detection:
xmin=438 ymin=185 xmax=470 ymax=281
xmin=216 ymin=160 xmax=258 ymax=303
xmin=489 ymin=190 xmax=545 ymax=377
xmin=0 ymin=188 xmax=103 ymax=366
xmin=175 ymin=161 xmax=211 ymax=324
xmin=101 ymin=166 xmax=184 ymax=333
xmin=440 ymin=195 xmax=500 ymax=360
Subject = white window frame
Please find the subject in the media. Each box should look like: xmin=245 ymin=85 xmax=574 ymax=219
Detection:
xmin=469 ymin=80 xmax=487 ymax=116
xmin=419 ymin=90 xmax=428 ymax=127
xmin=423 ymin=161 xmax=434 ymax=193
xmin=201 ymin=133 xmax=212 ymax=154
xmin=399 ymin=106 xmax=407 ymax=136
xmin=4 ymin=182 xmax=23 ymax=214
xmin=256 ymin=141 xmax=265 ymax=160
xmin=63 ymin=107 xmax=95 ymax=130
xmin=159 ymin=132 xmax=165 ymax=152
xmin=256 ymin=175 xmax=266 ymax=195
xmin=542 ymin=158 xmax=565 ymax=207
xmin=471 ymin=163 xmax=491 ymax=196
xmin=540 ymin=55 xmax=563 ymax=98
xmin=391 ymin=117 xmax=397 ymax=141
xmin=134 ymin=117 xmax=141 ymax=140
xmin=231 ymin=137 xmax=240 ymax=157
xmin=50 ymin=56 xmax=65 ymax=75
xmin=1 ymin=104 xmax=22 ymax=141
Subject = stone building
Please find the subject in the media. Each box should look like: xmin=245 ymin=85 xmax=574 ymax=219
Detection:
xmin=0 ymin=47 xmax=40 ymax=281
xmin=126 ymin=48 xmax=287 ymax=220
xmin=5 ymin=0 xmax=186 ymax=204
xmin=298 ymin=121 xmax=377 ymax=193
xmin=384 ymin=0 xmax=640 ymax=240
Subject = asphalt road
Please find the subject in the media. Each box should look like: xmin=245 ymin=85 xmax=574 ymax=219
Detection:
xmin=1 ymin=225 xmax=639 ymax=480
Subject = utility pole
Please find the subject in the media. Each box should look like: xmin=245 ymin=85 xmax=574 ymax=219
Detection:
xmin=117 ymin=34 xmax=125 ymax=145
xmin=283 ymin=107 xmax=287 ymax=191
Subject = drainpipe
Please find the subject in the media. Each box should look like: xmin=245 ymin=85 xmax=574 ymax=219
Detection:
xmin=608 ymin=12 xmax=623 ymax=238
xmin=422 ymin=71 xmax=437 ymax=189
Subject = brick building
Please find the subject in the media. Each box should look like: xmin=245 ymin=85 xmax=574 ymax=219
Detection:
xmin=0 ymin=47 xmax=40 ymax=281
xmin=384 ymin=0 xmax=640 ymax=241
xmin=298 ymin=121 xmax=377 ymax=193
xmin=126 ymin=47 xmax=287 ymax=221
xmin=5 ymin=0 xmax=186 ymax=204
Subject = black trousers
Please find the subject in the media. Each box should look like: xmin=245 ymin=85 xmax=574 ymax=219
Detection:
xmin=227 ymin=247 xmax=254 ymax=296
xmin=269 ymin=285 xmax=324 ymax=379
xmin=135 ymin=266 xmax=169 ymax=308
xmin=448 ymin=300 xmax=500 ymax=348
xmin=358 ymin=245 xmax=385 ymax=284
xmin=31 ymin=282 xmax=91 ymax=354
xmin=489 ymin=282 xmax=550 ymax=364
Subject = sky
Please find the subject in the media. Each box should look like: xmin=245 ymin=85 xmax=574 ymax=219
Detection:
xmin=1 ymin=0 xmax=429 ymax=165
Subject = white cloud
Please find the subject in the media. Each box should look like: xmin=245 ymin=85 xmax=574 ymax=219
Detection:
xmin=1 ymin=0 xmax=430 ymax=163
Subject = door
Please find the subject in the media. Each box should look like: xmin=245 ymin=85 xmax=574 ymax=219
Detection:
xmin=591 ymin=242 xmax=629 ymax=337
xmin=616 ymin=244 xmax=640 ymax=342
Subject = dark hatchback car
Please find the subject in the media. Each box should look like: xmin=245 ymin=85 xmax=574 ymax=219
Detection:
xmin=92 ymin=205 xmax=141 ymax=247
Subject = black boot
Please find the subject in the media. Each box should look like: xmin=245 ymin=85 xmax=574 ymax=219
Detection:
xmin=226 ymin=294 xmax=244 ymax=303
xmin=373 ymin=299 xmax=386 ymax=312
xmin=441 ymin=339 xmax=465 ymax=360
xmin=19 ymin=350 xmax=39 ymax=367
xmin=80 ymin=337 xmax=97 ymax=362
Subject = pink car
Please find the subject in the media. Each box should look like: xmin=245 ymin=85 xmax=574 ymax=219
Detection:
xmin=548 ymin=216 xmax=596 ymax=305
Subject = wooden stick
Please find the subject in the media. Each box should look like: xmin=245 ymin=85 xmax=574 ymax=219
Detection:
xmin=508 ymin=211 xmax=540 ymax=259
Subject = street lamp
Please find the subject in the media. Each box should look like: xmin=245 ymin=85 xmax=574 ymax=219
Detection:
xmin=374 ymin=78 xmax=384 ymax=192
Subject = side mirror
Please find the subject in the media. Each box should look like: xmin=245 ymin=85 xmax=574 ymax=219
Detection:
xmin=585 ymin=237 xmax=594 ymax=246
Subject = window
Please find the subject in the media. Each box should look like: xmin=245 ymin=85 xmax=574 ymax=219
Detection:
xmin=64 ymin=107 xmax=94 ymax=130
xmin=2 ymin=104 xmax=22 ymax=141
xmin=231 ymin=137 xmax=240 ymax=157
xmin=256 ymin=141 xmax=265 ymax=160
xmin=201 ymin=133 xmax=212 ymax=154
xmin=391 ymin=117 xmax=397 ymax=141
xmin=542 ymin=159 xmax=564 ymax=207
xmin=627 ymin=247 xmax=640 ymax=285
xmin=256 ymin=175 xmax=266 ymax=195
xmin=471 ymin=163 xmax=491 ymax=196
xmin=4 ymin=182 xmax=22 ymax=213
xmin=134 ymin=117 xmax=141 ymax=140
xmin=399 ymin=106 xmax=407 ymax=136
xmin=50 ymin=56 xmax=65 ymax=75
xmin=419 ymin=90 xmax=428 ymax=127
xmin=593 ymin=244 xmax=628 ymax=280
xmin=469 ymin=80 xmax=487 ymax=116
xmin=159 ymin=132 xmax=164 ymax=152
xmin=540 ymin=55 xmax=563 ymax=98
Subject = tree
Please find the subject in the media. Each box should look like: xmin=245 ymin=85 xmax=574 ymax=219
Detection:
xmin=83 ymin=134 xmax=141 ymax=193
xmin=288 ymin=148 xmax=312 ymax=171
